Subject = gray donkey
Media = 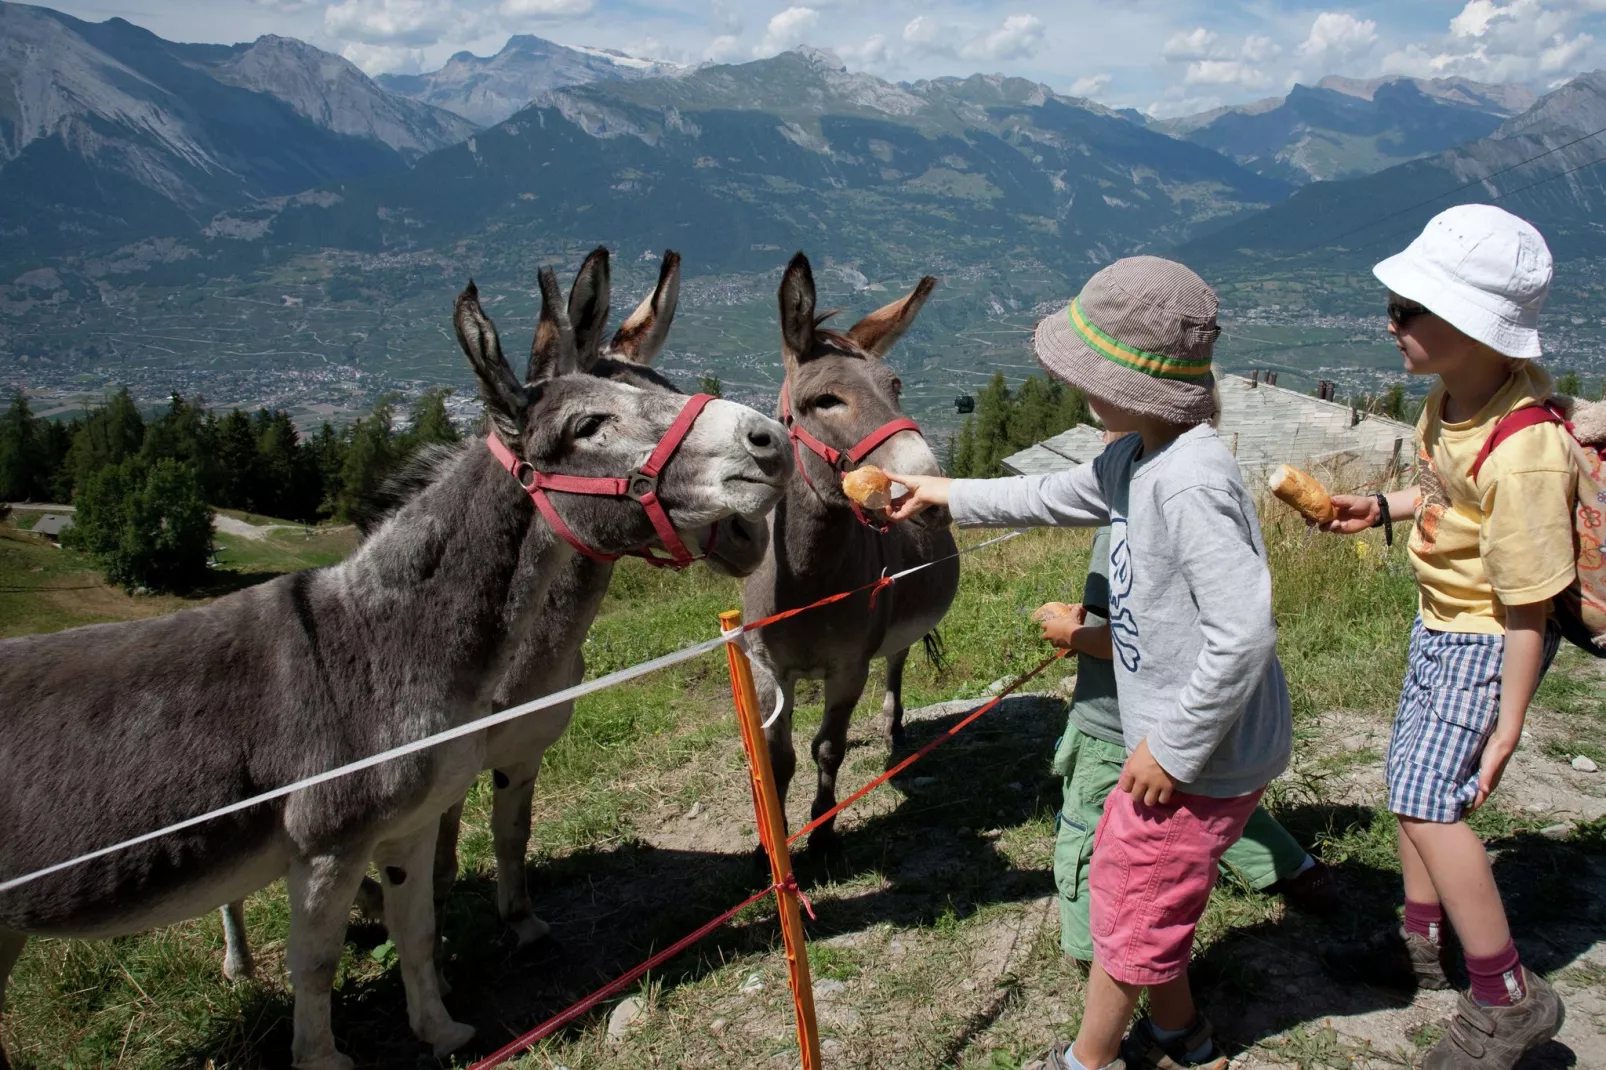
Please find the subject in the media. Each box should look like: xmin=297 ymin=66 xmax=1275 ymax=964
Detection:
xmin=0 ymin=272 xmax=788 ymax=1070
xmin=217 ymin=248 xmax=775 ymax=979
xmin=743 ymin=252 xmax=960 ymax=860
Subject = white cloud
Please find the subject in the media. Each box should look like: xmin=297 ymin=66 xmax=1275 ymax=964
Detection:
xmin=838 ymin=33 xmax=895 ymax=69
xmin=1162 ymin=27 xmax=1218 ymax=61
xmin=1070 ymin=72 xmax=1112 ymax=97
xmin=754 ymin=6 xmax=820 ymax=57
xmin=705 ymin=33 xmax=744 ymax=62
xmin=1184 ymin=59 xmax=1274 ymax=90
xmin=1383 ymin=0 xmax=1603 ymax=84
xmin=904 ymin=12 xmax=1046 ymax=62
xmin=972 ymin=14 xmax=1046 ymax=61
xmin=1240 ymin=34 xmax=1282 ymax=62
xmin=324 ymin=0 xmax=460 ymax=46
xmin=1298 ymin=12 xmax=1380 ymax=61
xmin=499 ymin=0 xmax=593 ymax=16
xmin=340 ymin=41 xmax=428 ymax=73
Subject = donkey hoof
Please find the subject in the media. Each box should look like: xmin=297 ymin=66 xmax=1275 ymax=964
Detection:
xmin=511 ymin=914 xmax=551 ymax=947
xmin=807 ymin=828 xmax=845 ymax=871
xmin=292 ymin=1053 xmax=355 ymax=1070
xmin=428 ymin=1020 xmax=476 ymax=1057
xmin=222 ymin=954 xmax=254 ymax=984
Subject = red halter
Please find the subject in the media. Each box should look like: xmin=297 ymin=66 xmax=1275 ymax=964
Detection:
xmin=486 ymin=392 xmax=718 ymax=570
xmin=778 ymin=380 xmax=924 ymax=531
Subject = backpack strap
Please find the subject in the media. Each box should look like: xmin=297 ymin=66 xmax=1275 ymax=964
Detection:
xmin=1468 ymin=401 xmax=1568 ymax=482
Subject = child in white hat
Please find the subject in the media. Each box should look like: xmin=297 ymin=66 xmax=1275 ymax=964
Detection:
xmin=1319 ymin=204 xmax=1574 ymax=1069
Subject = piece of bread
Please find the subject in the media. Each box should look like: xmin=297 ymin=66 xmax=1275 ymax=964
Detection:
xmin=842 ymin=465 xmax=893 ymax=511
xmin=1031 ymin=602 xmax=1076 ymax=623
xmin=1269 ymin=464 xmax=1336 ymax=525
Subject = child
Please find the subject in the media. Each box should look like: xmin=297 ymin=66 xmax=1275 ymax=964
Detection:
xmin=1319 ymin=204 xmax=1572 ymax=1068
xmin=1047 ymin=509 xmax=1334 ymax=972
xmin=889 ymin=256 xmax=1292 ymax=1070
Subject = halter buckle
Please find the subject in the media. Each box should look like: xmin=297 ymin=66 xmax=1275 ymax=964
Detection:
xmin=628 ymin=470 xmax=659 ymax=500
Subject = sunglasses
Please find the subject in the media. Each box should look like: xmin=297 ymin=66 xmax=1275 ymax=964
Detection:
xmin=1387 ymin=300 xmax=1429 ymax=328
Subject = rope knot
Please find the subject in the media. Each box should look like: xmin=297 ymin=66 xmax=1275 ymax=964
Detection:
xmin=780 ymin=873 xmax=817 ymax=920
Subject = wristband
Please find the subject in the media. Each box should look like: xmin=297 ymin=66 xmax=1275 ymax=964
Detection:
xmin=1372 ymin=493 xmax=1393 ymax=547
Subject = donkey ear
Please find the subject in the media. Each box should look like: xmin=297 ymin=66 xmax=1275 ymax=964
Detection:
xmin=778 ymin=251 xmax=817 ymax=373
xmin=610 ymin=249 xmax=681 ymax=365
xmin=845 ymin=275 xmax=936 ymax=358
xmin=454 ymin=280 xmax=526 ymax=442
xmin=568 ymin=246 xmax=612 ymax=371
xmin=528 ymin=266 xmax=580 ymax=384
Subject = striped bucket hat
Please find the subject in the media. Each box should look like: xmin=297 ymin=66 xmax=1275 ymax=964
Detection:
xmin=1033 ymin=256 xmax=1220 ymax=424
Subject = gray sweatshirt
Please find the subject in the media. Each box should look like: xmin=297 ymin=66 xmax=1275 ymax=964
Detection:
xmin=950 ymin=425 xmax=1290 ymax=798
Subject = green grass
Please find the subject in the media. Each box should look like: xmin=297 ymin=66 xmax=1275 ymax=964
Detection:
xmin=2 ymin=511 xmax=1602 ymax=1069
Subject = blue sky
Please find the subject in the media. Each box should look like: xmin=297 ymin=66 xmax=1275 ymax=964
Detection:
xmin=40 ymin=0 xmax=1606 ymax=116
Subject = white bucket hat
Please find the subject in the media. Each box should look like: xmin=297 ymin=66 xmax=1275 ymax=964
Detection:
xmin=1372 ymin=204 xmax=1553 ymax=359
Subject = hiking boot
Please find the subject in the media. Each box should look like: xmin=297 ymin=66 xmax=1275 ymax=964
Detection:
xmin=1122 ymin=1016 xmax=1230 ymax=1069
xmin=1268 ymin=858 xmax=1340 ymax=914
xmin=1028 ymin=1042 xmax=1125 ymax=1070
xmin=1423 ymin=969 xmax=1564 ymax=1069
xmin=1319 ymin=925 xmax=1453 ymax=991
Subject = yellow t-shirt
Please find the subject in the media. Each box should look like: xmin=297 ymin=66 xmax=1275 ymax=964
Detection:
xmin=1410 ymin=362 xmax=1577 ymax=634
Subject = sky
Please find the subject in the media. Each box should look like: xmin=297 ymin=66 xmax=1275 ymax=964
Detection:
xmin=37 ymin=0 xmax=1606 ymax=117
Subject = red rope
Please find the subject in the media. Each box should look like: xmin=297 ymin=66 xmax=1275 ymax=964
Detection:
xmin=788 ymin=649 xmax=1068 ymax=845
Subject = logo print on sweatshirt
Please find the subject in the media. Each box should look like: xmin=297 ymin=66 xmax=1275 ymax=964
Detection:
xmin=1107 ymin=519 xmax=1141 ymax=672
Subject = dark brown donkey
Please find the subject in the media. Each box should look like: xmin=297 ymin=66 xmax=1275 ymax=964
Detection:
xmin=742 ymin=252 xmax=960 ymax=859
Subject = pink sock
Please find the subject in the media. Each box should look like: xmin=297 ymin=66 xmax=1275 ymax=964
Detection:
xmin=1467 ymin=941 xmax=1525 ymax=1007
xmin=1403 ymin=899 xmax=1444 ymax=945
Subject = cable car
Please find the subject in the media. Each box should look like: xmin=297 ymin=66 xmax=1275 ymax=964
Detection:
xmin=953 ymin=394 xmax=975 ymax=414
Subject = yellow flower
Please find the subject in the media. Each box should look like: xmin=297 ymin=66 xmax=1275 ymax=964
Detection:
xmin=1356 ymin=541 xmax=1371 ymax=558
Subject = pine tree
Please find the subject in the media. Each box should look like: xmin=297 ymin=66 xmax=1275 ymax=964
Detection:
xmin=337 ymin=399 xmax=397 ymax=522
xmin=142 ymin=393 xmax=220 ymax=499
xmin=970 ymin=373 xmax=1014 ymax=477
xmin=63 ymin=389 xmax=145 ymax=497
xmin=697 ymin=376 xmax=723 ymax=399
xmin=1556 ymin=371 xmax=1582 ymax=397
xmin=311 ymin=423 xmax=348 ymax=520
xmin=212 ymin=409 xmax=260 ymax=511
xmin=948 ymin=418 xmax=976 ymax=477
xmin=404 ymin=388 xmax=460 ymax=451
xmin=255 ymin=410 xmax=304 ymax=519
xmin=0 ymin=392 xmax=45 ymax=501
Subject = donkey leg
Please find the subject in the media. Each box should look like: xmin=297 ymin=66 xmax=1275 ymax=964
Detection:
xmin=491 ymin=758 xmax=547 ymax=946
xmin=881 ymin=647 xmax=910 ymax=750
xmin=429 ymin=800 xmax=464 ymax=995
xmin=220 ymin=901 xmax=254 ymax=982
xmin=0 ymin=929 xmax=24 ymax=1070
xmin=286 ymin=854 xmax=369 ymax=1070
xmin=810 ymin=664 xmax=871 ymax=861
xmin=375 ymin=827 xmax=475 ymax=1058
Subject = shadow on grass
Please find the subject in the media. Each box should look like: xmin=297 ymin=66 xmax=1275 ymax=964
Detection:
xmin=169 ymin=699 xmax=1605 ymax=1069
xmin=1198 ymin=803 xmax=1603 ymax=1066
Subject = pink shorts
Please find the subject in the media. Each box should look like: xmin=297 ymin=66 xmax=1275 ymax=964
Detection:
xmin=1088 ymin=785 xmax=1264 ymax=985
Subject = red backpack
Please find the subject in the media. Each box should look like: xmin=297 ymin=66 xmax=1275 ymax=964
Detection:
xmin=1470 ymin=401 xmax=1606 ymax=657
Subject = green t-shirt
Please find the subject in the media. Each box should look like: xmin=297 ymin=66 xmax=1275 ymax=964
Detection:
xmin=1052 ymin=526 xmax=1124 ymax=777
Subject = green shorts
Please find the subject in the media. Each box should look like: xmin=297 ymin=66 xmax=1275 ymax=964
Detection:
xmin=1053 ymin=725 xmax=1309 ymax=961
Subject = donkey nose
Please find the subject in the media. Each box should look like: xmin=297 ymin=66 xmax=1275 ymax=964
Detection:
xmin=742 ymin=415 xmax=788 ymax=476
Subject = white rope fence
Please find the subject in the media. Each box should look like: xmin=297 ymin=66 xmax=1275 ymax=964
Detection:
xmin=0 ymin=529 xmax=1025 ymax=895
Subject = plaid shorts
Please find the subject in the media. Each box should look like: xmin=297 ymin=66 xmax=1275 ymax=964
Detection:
xmin=1387 ymin=617 xmax=1561 ymax=823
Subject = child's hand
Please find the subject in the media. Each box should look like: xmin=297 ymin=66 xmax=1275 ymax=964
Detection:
xmin=1119 ymin=739 xmax=1177 ymax=807
xmin=1469 ymin=731 xmax=1520 ymax=813
xmin=1320 ymin=495 xmax=1380 ymax=535
xmin=885 ymin=472 xmax=952 ymax=522
xmin=1037 ymin=609 xmax=1088 ymax=650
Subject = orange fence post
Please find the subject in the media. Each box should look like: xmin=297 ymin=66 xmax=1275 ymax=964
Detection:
xmin=720 ymin=610 xmax=822 ymax=1070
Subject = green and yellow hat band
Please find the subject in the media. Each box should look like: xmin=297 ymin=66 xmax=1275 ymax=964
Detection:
xmin=1068 ymin=298 xmax=1213 ymax=381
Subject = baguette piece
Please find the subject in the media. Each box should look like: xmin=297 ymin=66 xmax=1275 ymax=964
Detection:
xmin=842 ymin=465 xmax=893 ymax=512
xmin=1031 ymin=602 xmax=1076 ymax=623
xmin=1269 ymin=464 xmax=1336 ymax=525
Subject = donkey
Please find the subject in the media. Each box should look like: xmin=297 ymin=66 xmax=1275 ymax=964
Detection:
xmin=217 ymin=249 xmax=776 ymax=979
xmin=0 ymin=272 xmax=788 ymax=1070
xmin=742 ymin=252 xmax=960 ymax=861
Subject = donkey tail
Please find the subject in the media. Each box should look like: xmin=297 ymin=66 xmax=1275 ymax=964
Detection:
xmin=921 ymin=630 xmax=947 ymax=674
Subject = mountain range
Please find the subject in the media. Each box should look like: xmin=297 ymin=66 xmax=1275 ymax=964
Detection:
xmin=376 ymin=35 xmax=686 ymax=128
xmin=1158 ymin=76 xmax=1537 ymax=184
xmin=0 ymin=1 xmax=475 ymax=254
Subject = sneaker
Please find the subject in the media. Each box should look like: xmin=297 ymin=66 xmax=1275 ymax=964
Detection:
xmin=1268 ymin=859 xmax=1340 ymax=914
xmin=1319 ymin=925 xmax=1453 ymax=991
xmin=1423 ymin=969 xmax=1564 ymax=1069
xmin=1121 ymin=1016 xmax=1229 ymax=1069
xmin=1028 ymin=1042 xmax=1126 ymax=1070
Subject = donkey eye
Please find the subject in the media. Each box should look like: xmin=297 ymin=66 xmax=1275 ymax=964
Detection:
xmin=813 ymin=394 xmax=844 ymax=411
xmin=573 ymin=414 xmax=609 ymax=439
